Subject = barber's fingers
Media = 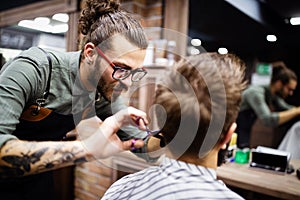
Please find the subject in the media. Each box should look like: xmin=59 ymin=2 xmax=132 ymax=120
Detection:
xmin=133 ymin=117 xmax=148 ymax=131
xmin=111 ymin=107 xmax=148 ymax=129
xmin=122 ymin=138 xmax=144 ymax=151
xmin=127 ymin=106 xmax=148 ymax=122
xmin=125 ymin=106 xmax=148 ymax=124
xmin=65 ymin=129 xmax=78 ymax=139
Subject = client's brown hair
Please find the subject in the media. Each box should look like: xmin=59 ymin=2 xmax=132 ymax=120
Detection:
xmin=154 ymin=53 xmax=246 ymax=157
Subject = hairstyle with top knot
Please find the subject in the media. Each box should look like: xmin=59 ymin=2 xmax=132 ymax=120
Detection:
xmin=271 ymin=64 xmax=297 ymax=85
xmin=78 ymin=0 xmax=148 ymax=51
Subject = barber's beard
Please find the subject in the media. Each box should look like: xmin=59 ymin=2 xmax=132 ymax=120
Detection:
xmin=88 ymin=67 xmax=117 ymax=102
xmin=89 ymin=66 xmax=129 ymax=102
xmin=97 ymin=77 xmax=128 ymax=102
xmin=275 ymin=87 xmax=287 ymax=99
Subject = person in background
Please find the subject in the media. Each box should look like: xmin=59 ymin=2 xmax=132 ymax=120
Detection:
xmin=102 ymin=52 xmax=247 ymax=200
xmin=236 ymin=63 xmax=300 ymax=148
xmin=0 ymin=0 xmax=158 ymax=199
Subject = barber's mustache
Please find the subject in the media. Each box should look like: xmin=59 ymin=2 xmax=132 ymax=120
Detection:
xmin=114 ymin=81 xmax=128 ymax=92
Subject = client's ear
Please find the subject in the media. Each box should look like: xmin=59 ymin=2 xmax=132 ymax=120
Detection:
xmin=220 ymin=122 xmax=237 ymax=150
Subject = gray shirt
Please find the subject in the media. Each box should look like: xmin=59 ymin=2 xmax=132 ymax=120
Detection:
xmin=239 ymin=85 xmax=293 ymax=126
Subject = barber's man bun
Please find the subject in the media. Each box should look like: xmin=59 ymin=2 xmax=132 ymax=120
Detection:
xmin=79 ymin=0 xmax=120 ymax=35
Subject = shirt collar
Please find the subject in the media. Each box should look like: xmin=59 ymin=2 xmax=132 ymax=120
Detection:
xmin=161 ymin=156 xmax=217 ymax=180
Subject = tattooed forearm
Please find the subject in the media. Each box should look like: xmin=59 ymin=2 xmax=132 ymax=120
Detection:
xmin=0 ymin=139 xmax=89 ymax=178
xmin=1 ymin=147 xmax=48 ymax=174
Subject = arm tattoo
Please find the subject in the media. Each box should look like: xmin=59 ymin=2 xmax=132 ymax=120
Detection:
xmin=1 ymin=147 xmax=48 ymax=177
xmin=0 ymin=141 xmax=87 ymax=178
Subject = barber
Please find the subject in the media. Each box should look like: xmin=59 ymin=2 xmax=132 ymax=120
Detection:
xmin=0 ymin=0 xmax=158 ymax=199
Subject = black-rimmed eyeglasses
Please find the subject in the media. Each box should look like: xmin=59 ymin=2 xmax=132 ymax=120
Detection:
xmin=96 ymin=47 xmax=147 ymax=82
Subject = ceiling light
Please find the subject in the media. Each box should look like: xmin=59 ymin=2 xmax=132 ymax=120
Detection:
xmin=51 ymin=24 xmax=69 ymax=33
xmin=191 ymin=48 xmax=200 ymax=55
xmin=191 ymin=38 xmax=202 ymax=46
xmin=18 ymin=20 xmax=68 ymax=33
xmin=266 ymin=35 xmax=277 ymax=42
xmin=52 ymin=13 xmax=69 ymax=23
xmin=218 ymin=47 xmax=228 ymax=54
xmin=18 ymin=20 xmax=51 ymax=32
xmin=290 ymin=17 xmax=300 ymax=25
xmin=187 ymin=46 xmax=200 ymax=55
xmin=34 ymin=17 xmax=50 ymax=26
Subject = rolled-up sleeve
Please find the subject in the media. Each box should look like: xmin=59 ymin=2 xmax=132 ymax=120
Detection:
xmin=0 ymin=48 xmax=47 ymax=148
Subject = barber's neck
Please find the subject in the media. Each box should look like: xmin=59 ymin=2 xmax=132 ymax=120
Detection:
xmin=270 ymin=84 xmax=277 ymax=95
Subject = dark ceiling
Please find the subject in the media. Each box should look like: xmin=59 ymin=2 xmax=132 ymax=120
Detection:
xmin=0 ymin=0 xmax=41 ymax=12
xmin=189 ymin=0 xmax=300 ymax=62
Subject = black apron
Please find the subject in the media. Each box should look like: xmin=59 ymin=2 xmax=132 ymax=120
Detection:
xmin=0 ymin=111 xmax=76 ymax=200
xmin=236 ymin=109 xmax=257 ymax=148
xmin=0 ymin=49 xmax=78 ymax=200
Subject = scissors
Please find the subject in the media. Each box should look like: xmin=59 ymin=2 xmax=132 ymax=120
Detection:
xmin=131 ymin=117 xmax=164 ymax=150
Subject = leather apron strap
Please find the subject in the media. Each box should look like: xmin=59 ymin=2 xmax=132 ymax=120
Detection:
xmin=1 ymin=48 xmax=76 ymax=200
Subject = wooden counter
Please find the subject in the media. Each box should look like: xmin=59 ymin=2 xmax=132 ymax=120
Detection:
xmin=217 ymin=159 xmax=300 ymax=200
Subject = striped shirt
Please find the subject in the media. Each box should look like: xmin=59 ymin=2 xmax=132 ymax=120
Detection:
xmin=101 ymin=157 xmax=244 ymax=200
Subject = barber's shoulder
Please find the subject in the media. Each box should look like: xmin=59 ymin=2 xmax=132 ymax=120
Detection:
xmin=18 ymin=47 xmax=50 ymax=66
xmin=244 ymin=84 xmax=264 ymax=95
xmin=20 ymin=46 xmax=44 ymax=55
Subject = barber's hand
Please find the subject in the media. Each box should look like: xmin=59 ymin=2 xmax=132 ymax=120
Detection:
xmin=66 ymin=116 xmax=103 ymax=141
xmin=82 ymin=107 xmax=147 ymax=159
xmin=296 ymin=106 xmax=300 ymax=115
